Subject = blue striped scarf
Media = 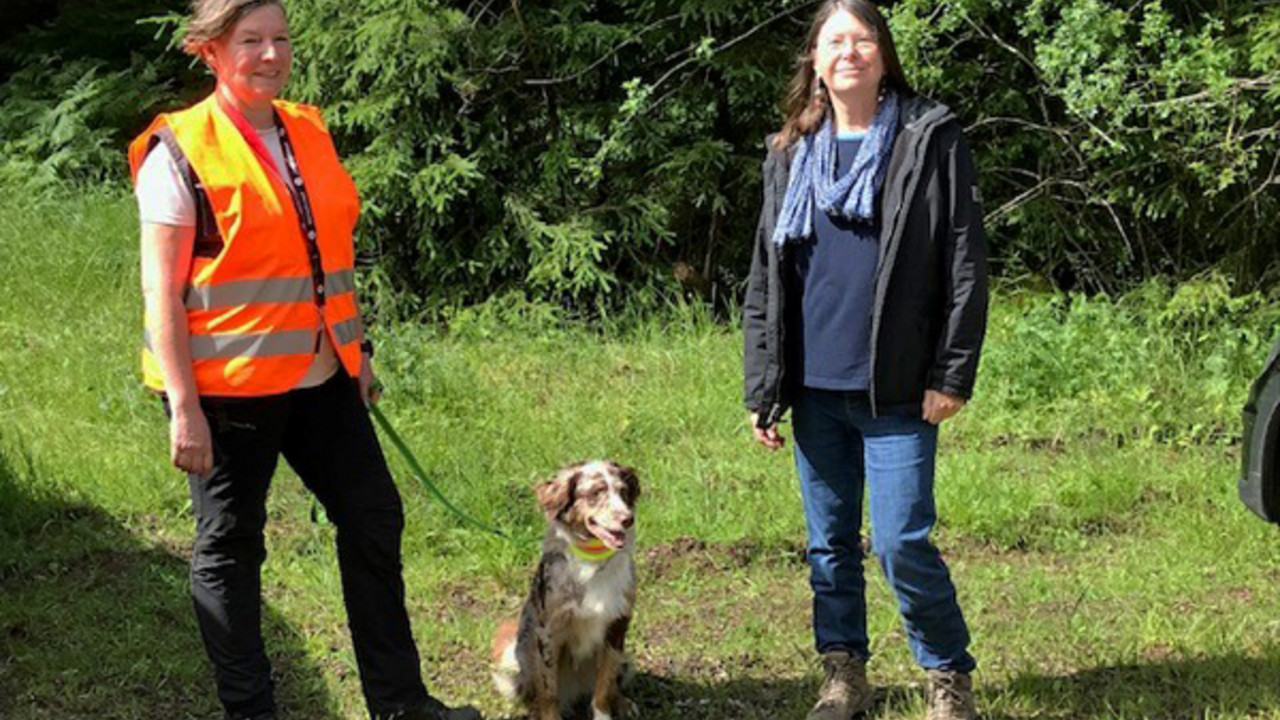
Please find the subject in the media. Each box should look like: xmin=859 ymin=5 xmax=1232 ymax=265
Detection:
xmin=772 ymin=91 xmax=900 ymax=246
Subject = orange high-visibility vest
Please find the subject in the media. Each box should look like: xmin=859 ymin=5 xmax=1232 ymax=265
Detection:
xmin=129 ymin=94 xmax=365 ymax=397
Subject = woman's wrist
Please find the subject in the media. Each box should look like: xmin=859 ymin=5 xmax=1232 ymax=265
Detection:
xmin=168 ymin=392 xmax=202 ymax=415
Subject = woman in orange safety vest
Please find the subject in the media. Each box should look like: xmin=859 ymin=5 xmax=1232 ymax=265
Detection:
xmin=132 ymin=2 xmax=479 ymax=719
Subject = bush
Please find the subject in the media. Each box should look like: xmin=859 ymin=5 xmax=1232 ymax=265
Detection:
xmin=969 ymin=274 xmax=1280 ymax=448
xmin=892 ymin=0 xmax=1280 ymax=290
xmin=282 ymin=0 xmax=797 ymax=319
xmin=0 ymin=0 xmax=195 ymax=187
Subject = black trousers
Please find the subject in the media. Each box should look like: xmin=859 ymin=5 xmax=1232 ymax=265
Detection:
xmin=175 ymin=372 xmax=428 ymax=718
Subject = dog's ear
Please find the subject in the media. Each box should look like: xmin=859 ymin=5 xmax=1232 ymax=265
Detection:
xmin=616 ymin=463 xmax=641 ymax=504
xmin=536 ymin=469 xmax=578 ymax=520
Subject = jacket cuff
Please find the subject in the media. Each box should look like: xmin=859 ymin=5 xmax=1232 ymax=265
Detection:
xmin=928 ymin=375 xmax=973 ymax=400
xmin=750 ymin=403 xmax=785 ymax=428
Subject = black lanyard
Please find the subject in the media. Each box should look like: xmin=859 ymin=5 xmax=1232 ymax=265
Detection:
xmin=271 ymin=112 xmax=326 ymax=309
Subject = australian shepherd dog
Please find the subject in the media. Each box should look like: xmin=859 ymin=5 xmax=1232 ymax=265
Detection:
xmin=491 ymin=460 xmax=640 ymax=720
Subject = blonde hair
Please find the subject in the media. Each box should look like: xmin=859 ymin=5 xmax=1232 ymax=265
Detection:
xmin=182 ymin=0 xmax=284 ymax=56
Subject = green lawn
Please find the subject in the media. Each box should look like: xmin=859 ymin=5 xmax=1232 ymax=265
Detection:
xmin=2 ymin=188 xmax=1279 ymax=719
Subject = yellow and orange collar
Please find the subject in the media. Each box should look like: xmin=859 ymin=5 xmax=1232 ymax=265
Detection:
xmin=570 ymin=538 xmax=618 ymax=562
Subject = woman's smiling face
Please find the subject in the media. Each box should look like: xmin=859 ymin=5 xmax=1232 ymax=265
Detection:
xmin=812 ymin=8 xmax=884 ymax=98
xmin=203 ymin=3 xmax=292 ymax=105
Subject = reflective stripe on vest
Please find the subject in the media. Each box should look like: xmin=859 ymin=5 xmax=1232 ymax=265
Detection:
xmin=332 ymin=316 xmax=365 ymax=346
xmin=145 ymin=329 xmax=318 ymax=359
xmin=184 ymin=269 xmax=356 ymax=311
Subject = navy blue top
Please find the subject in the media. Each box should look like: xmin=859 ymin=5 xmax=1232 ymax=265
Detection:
xmin=791 ymin=134 xmax=881 ymax=391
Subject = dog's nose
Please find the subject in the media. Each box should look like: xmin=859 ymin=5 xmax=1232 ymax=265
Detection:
xmin=620 ymin=514 xmax=634 ymax=528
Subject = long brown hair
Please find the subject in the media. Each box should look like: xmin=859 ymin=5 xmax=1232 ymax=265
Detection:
xmin=774 ymin=0 xmax=912 ymax=150
xmin=182 ymin=0 xmax=284 ymax=57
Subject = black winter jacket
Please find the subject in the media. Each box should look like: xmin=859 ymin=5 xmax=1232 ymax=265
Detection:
xmin=742 ymin=96 xmax=989 ymax=423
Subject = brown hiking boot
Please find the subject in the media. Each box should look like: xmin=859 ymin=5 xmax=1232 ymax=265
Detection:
xmin=805 ymin=651 xmax=873 ymax=720
xmin=925 ymin=669 xmax=976 ymax=720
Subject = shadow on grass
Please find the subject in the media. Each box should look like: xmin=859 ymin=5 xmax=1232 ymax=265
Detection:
xmin=0 ymin=438 xmax=343 ymax=720
xmin=987 ymin=653 xmax=1280 ymax=719
xmin=629 ymin=671 xmax=813 ymax=719
xmin=485 ymin=670 xmax=816 ymax=720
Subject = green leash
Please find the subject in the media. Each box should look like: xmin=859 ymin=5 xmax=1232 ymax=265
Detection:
xmin=368 ymin=402 xmax=507 ymax=539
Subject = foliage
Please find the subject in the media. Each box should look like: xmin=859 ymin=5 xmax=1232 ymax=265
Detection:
xmin=892 ymin=0 xmax=1280 ymax=290
xmin=1 ymin=0 xmax=1277 ymax=313
xmin=280 ymin=0 xmax=799 ymax=318
xmin=0 ymin=0 xmax=195 ymax=187
xmin=969 ymin=273 xmax=1280 ymax=450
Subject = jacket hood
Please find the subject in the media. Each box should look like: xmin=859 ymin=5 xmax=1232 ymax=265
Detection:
xmin=898 ymin=95 xmax=955 ymax=135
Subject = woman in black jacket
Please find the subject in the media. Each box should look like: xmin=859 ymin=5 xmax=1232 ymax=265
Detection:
xmin=741 ymin=3 xmax=988 ymax=719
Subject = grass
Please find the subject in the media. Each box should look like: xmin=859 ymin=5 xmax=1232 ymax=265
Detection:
xmin=3 ymin=186 xmax=1280 ymax=719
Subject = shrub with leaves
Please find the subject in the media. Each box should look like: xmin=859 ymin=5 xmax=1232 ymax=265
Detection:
xmin=281 ymin=0 xmax=802 ymax=319
xmin=0 ymin=0 xmax=193 ymax=187
xmin=892 ymin=0 xmax=1280 ymax=290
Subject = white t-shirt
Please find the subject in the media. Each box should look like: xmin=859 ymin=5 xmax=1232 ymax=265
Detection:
xmin=135 ymin=127 xmax=342 ymax=389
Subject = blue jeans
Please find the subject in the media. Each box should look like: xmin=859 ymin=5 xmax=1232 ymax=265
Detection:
xmin=793 ymin=388 xmax=975 ymax=671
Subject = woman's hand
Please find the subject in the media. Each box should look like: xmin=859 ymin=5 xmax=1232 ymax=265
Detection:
xmin=922 ymin=389 xmax=966 ymax=425
xmin=750 ymin=412 xmax=787 ymax=451
xmin=359 ymin=352 xmax=381 ymax=406
xmin=170 ymin=404 xmax=214 ymax=476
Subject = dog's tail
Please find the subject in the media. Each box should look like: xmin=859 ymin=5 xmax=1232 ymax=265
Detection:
xmin=491 ymin=619 xmax=521 ymax=701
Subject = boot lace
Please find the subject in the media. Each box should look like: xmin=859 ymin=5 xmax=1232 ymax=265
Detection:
xmin=929 ymin=673 xmax=968 ymax=709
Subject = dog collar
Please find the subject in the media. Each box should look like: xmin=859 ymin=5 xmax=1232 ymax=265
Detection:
xmin=570 ymin=538 xmax=618 ymax=563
